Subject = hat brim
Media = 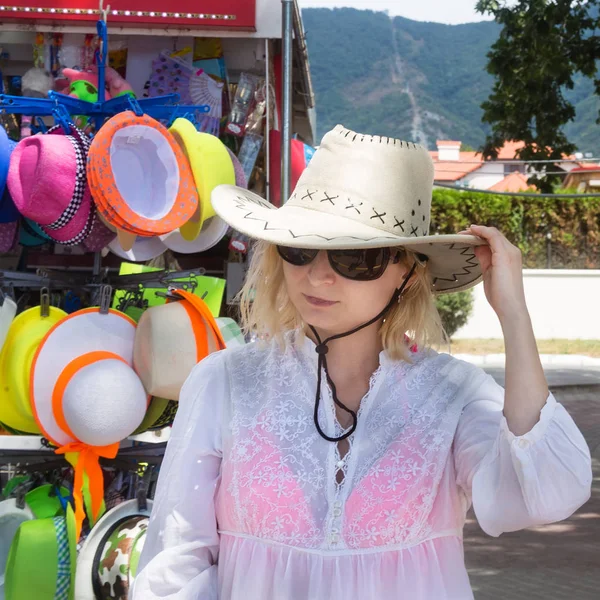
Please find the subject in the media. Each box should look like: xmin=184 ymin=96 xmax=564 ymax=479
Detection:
xmin=75 ymin=499 xmax=153 ymax=600
xmin=108 ymin=236 xmax=167 ymax=262
xmin=211 ymin=184 xmax=486 ymax=293
xmin=30 ymin=308 xmax=138 ymax=447
xmin=0 ymin=305 xmax=67 ymax=434
xmin=160 ymin=215 xmax=229 ymax=254
xmin=0 ymin=498 xmax=35 ymax=590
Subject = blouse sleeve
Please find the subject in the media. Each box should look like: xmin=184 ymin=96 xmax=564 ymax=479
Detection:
xmin=453 ymin=367 xmax=592 ymax=537
xmin=131 ymin=351 xmax=228 ymax=600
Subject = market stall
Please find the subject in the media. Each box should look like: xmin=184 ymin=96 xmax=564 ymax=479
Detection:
xmin=0 ymin=2 xmax=316 ymax=597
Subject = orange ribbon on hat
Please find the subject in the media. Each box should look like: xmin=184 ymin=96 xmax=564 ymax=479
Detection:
xmin=52 ymin=351 xmax=126 ymax=540
xmin=55 ymin=441 xmax=118 ymax=540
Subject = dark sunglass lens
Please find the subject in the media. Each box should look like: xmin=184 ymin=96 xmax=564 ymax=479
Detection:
xmin=329 ymin=248 xmax=389 ymax=281
xmin=277 ymin=246 xmax=318 ymax=266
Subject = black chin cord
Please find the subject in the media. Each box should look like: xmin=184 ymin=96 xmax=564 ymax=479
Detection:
xmin=309 ymin=262 xmax=418 ymax=442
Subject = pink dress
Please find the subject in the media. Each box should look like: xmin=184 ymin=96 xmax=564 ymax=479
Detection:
xmin=132 ymin=333 xmax=592 ymax=599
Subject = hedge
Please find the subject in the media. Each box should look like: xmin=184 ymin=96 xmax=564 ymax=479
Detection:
xmin=431 ymin=189 xmax=600 ymax=269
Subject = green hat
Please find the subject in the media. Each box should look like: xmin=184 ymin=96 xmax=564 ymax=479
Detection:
xmin=5 ymin=503 xmax=76 ymax=600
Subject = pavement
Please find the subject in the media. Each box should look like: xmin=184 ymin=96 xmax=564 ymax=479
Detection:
xmin=462 ymin=361 xmax=600 ymax=599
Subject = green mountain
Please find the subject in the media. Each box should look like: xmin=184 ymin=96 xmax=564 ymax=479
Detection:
xmin=302 ymin=7 xmax=600 ymax=155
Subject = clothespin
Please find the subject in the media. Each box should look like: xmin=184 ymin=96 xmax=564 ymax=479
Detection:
xmin=40 ymin=286 xmax=50 ymax=318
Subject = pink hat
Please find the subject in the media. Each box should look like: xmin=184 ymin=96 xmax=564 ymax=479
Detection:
xmin=46 ymin=124 xmax=116 ymax=252
xmin=8 ymin=130 xmax=94 ymax=246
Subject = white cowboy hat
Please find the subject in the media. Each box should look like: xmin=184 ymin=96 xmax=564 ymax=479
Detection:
xmin=0 ymin=498 xmax=34 ymax=599
xmin=75 ymin=499 xmax=152 ymax=600
xmin=133 ymin=290 xmax=225 ymax=401
xmin=0 ymin=296 xmax=16 ymax=355
xmin=211 ymin=124 xmax=487 ymax=293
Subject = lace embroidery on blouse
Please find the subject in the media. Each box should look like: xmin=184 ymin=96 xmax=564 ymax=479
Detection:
xmin=217 ymin=335 xmax=471 ymax=551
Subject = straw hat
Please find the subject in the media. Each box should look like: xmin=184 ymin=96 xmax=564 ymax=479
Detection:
xmin=212 ymin=124 xmax=487 ymax=293
xmin=30 ymin=308 xmax=149 ymax=538
xmin=0 ymin=305 xmax=67 ymax=434
xmin=133 ymin=290 xmax=226 ymax=401
xmin=75 ymin=499 xmax=152 ymax=600
xmin=168 ymin=118 xmax=235 ymax=241
xmin=4 ymin=503 xmax=77 ymax=600
xmin=87 ymin=112 xmax=199 ymax=245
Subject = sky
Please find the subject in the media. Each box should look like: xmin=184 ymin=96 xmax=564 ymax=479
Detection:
xmin=297 ymin=0 xmax=495 ymax=25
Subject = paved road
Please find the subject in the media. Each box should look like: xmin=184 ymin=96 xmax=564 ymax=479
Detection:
xmin=464 ymin=375 xmax=600 ymax=599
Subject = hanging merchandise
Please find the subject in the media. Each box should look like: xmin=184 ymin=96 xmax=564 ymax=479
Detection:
xmin=0 ymin=303 xmax=68 ymax=434
xmin=8 ymin=123 xmax=115 ymax=250
xmin=158 ymin=145 xmax=245 ymax=255
xmin=148 ymin=51 xmax=223 ymax=135
xmin=268 ymin=130 xmax=316 ymax=208
xmin=75 ymin=499 xmax=152 ymax=600
xmin=30 ymin=308 xmax=149 ymax=539
xmin=225 ymin=72 xmax=261 ymax=137
xmin=4 ymin=503 xmax=77 ymax=600
xmin=237 ymin=132 xmax=264 ymax=183
xmin=167 ymin=117 xmax=234 ymax=241
xmin=0 ymin=128 xmax=19 ymax=253
xmin=107 ymin=235 xmax=168 ymax=263
xmin=0 ymin=294 xmax=17 ymax=353
xmin=87 ymin=112 xmax=199 ymax=252
xmin=133 ymin=289 xmax=226 ymax=401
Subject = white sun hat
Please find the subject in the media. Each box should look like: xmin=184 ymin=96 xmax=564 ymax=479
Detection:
xmin=211 ymin=124 xmax=487 ymax=293
xmin=0 ymin=296 xmax=17 ymax=354
xmin=0 ymin=498 xmax=34 ymax=599
xmin=30 ymin=308 xmax=149 ymax=539
xmin=108 ymin=235 xmax=168 ymax=262
xmin=159 ymin=215 xmax=229 ymax=254
xmin=133 ymin=289 xmax=226 ymax=401
xmin=75 ymin=499 xmax=153 ymax=600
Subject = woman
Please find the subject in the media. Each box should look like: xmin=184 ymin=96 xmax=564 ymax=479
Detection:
xmin=132 ymin=126 xmax=592 ymax=600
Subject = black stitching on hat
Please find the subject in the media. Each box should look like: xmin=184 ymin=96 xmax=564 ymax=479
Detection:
xmin=370 ymin=208 xmax=387 ymax=224
xmin=320 ymin=192 xmax=338 ymax=205
xmin=345 ymin=199 xmax=363 ymax=214
xmin=302 ymin=190 xmax=318 ymax=202
xmin=410 ymin=225 xmax=419 ymax=236
xmin=393 ymin=217 xmax=405 ymax=231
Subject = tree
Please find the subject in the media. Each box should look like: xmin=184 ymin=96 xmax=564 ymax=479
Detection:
xmin=476 ymin=0 xmax=600 ymax=191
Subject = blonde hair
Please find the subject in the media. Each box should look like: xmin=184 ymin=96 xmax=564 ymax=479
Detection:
xmin=239 ymin=242 xmax=447 ymax=362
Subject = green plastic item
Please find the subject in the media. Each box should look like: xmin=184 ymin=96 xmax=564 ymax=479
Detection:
xmin=112 ymin=262 xmax=226 ymax=318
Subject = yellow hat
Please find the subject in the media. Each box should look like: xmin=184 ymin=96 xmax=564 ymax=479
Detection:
xmin=0 ymin=306 xmax=67 ymax=433
xmin=168 ymin=118 xmax=235 ymax=241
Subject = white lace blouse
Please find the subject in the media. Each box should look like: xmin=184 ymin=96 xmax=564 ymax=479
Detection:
xmin=132 ymin=334 xmax=592 ymax=600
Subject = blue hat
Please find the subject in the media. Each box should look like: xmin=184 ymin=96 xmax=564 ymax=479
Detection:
xmin=0 ymin=128 xmax=19 ymax=223
xmin=19 ymin=218 xmax=52 ymax=247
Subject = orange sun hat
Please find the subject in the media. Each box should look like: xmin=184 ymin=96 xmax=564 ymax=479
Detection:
xmin=87 ymin=112 xmax=199 ymax=241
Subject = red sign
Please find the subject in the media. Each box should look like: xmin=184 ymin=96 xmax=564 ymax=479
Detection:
xmin=0 ymin=0 xmax=256 ymax=30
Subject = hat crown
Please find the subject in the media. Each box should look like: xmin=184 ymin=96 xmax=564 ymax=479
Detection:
xmin=287 ymin=125 xmax=434 ymax=240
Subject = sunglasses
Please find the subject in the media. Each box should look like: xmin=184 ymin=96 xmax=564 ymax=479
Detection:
xmin=277 ymin=246 xmax=408 ymax=281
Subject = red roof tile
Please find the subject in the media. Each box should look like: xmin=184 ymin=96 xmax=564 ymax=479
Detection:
xmin=488 ymin=172 xmax=534 ymax=192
